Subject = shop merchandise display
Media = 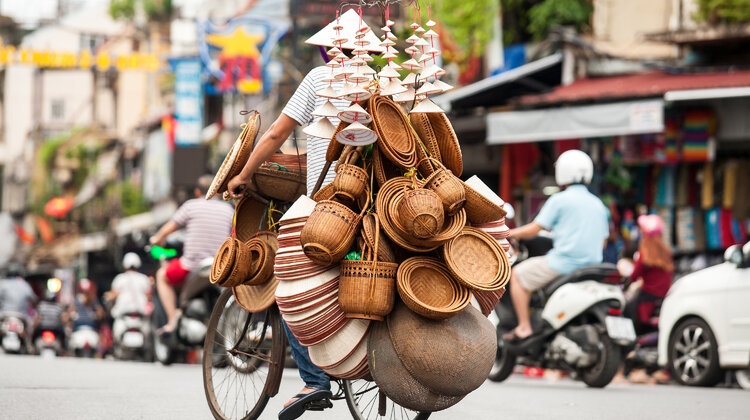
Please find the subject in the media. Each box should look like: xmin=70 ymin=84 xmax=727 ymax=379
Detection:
xmin=206 ymin=5 xmax=517 ymax=413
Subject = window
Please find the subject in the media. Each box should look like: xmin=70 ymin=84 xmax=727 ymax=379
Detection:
xmin=50 ymin=99 xmax=65 ymax=121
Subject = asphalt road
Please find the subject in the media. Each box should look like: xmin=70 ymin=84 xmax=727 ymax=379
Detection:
xmin=1 ymin=354 xmax=747 ymax=420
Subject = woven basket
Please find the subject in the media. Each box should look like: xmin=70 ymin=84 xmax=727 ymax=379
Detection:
xmin=461 ymin=180 xmax=507 ymax=224
xmin=235 ymin=197 xmax=266 ymax=242
xmin=426 ymin=112 xmax=462 ymax=176
xmin=207 ymin=111 xmax=260 ymax=199
xmin=443 ymin=227 xmax=510 ymax=292
xmin=361 ymin=213 xmax=398 ymax=263
xmin=398 ymin=187 xmax=445 ymax=240
xmin=369 ymin=95 xmax=418 ymax=168
xmin=244 ymin=236 xmax=276 ymax=286
xmin=300 ymin=194 xmax=370 ymax=265
xmin=210 ymin=238 xmax=253 ymax=287
xmin=326 ymin=121 xmax=349 ymax=162
xmin=339 ymin=217 xmax=398 ymax=321
xmin=419 ymin=157 xmax=465 ymax=216
xmin=396 ymin=257 xmax=470 ymax=320
xmin=333 ymin=149 xmax=369 ymax=203
xmin=253 ymin=162 xmax=306 ymax=203
xmin=409 ymin=112 xmax=443 ymax=177
xmin=372 ymin=143 xmax=402 ymax=187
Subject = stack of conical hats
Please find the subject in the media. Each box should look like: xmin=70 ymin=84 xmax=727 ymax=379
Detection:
xmin=410 ymin=6 xmax=451 ymax=114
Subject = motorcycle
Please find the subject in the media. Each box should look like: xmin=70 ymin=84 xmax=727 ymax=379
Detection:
xmin=34 ymin=329 xmax=64 ymax=357
xmin=113 ymin=311 xmax=152 ymax=361
xmin=68 ymin=325 xmax=100 ymax=358
xmin=149 ymin=240 xmax=221 ymax=365
xmin=489 ymin=238 xmax=636 ymax=388
xmin=1 ymin=312 xmax=29 ymax=354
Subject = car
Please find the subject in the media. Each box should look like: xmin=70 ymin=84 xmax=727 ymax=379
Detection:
xmin=658 ymin=242 xmax=750 ymax=388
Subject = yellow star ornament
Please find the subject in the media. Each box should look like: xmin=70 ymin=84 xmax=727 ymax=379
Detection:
xmin=207 ymin=27 xmax=263 ymax=59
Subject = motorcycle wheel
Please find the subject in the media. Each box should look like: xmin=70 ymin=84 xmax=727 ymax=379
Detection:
xmin=581 ymin=332 xmax=622 ymax=388
xmin=488 ymin=344 xmax=516 ymax=383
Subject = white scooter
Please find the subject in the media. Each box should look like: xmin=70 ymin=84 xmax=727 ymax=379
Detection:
xmin=1 ymin=312 xmax=29 ymax=354
xmin=68 ymin=325 xmax=100 ymax=358
xmin=491 ymin=259 xmax=635 ymax=387
xmin=113 ymin=312 xmax=151 ymax=361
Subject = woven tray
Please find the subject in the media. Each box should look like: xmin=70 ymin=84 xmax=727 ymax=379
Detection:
xmin=443 ymin=227 xmax=510 ymax=292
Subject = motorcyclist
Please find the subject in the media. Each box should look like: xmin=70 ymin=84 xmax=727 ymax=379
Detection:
xmin=0 ymin=263 xmax=36 ymax=325
xmin=69 ymin=278 xmax=105 ymax=332
xmin=33 ymin=279 xmax=68 ymax=346
xmin=149 ymin=175 xmax=233 ymax=335
xmin=504 ymin=150 xmax=609 ymax=341
xmin=106 ymin=253 xmax=152 ymax=348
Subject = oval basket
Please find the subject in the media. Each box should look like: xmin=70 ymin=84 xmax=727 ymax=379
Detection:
xmin=442 ymin=227 xmax=510 ymax=292
xmin=333 ymin=149 xmax=369 ymax=203
xmin=300 ymin=194 xmax=370 ymax=266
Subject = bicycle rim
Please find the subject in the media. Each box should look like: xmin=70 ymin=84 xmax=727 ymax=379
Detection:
xmin=343 ymin=378 xmax=431 ymax=420
xmin=202 ymin=288 xmax=281 ymax=420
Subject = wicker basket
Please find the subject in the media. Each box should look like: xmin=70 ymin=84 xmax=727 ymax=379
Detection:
xmin=300 ymin=194 xmax=370 ymax=265
xmin=369 ymin=95 xmax=418 ymax=168
xmin=396 ymin=257 xmax=470 ymax=320
xmin=443 ymin=227 xmax=510 ymax=292
xmin=419 ymin=157 xmax=465 ymax=216
xmin=397 ymin=187 xmax=445 ymax=240
xmin=339 ymin=217 xmax=398 ymax=321
xmin=333 ymin=149 xmax=369 ymax=203
xmin=253 ymin=162 xmax=306 ymax=203
xmin=461 ymin=180 xmax=507 ymax=224
xmin=210 ymin=238 xmax=253 ymax=287
xmin=361 ymin=213 xmax=398 ymax=263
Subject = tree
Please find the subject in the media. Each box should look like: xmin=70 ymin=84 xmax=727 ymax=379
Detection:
xmin=435 ymin=0 xmax=499 ymax=60
xmin=527 ymin=0 xmax=592 ymax=40
xmin=694 ymin=0 xmax=750 ymax=25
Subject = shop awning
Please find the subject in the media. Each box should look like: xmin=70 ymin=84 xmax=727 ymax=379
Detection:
xmin=664 ymin=86 xmax=750 ymax=102
xmin=433 ymin=53 xmax=562 ymax=111
xmin=487 ymin=99 xmax=664 ymax=144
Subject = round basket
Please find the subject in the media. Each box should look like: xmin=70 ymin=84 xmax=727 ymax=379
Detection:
xmin=244 ymin=233 xmax=277 ymax=286
xmin=442 ymin=227 xmax=511 ymax=292
xmin=426 ymin=112 xmax=462 ymax=176
xmin=461 ymin=180 xmax=507 ymax=224
xmin=253 ymin=162 xmax=306 ymax=203
xmin=419 ymin=157 xmax=466 ymax=216
xmin=300 ymin=194 xmax=369 ymax=266
xmin=396 ymin=257 xmax=470 ymax=320
xmin=369 ymin=95 xmax=418 ymax=169
xmin=373 ymin=143 xmax=402 ymax=187
xmin=210 ymin=238 xmax=253 ymax=288
xmin=398 ymin=187 xmax=445 ymax=239
xmin=338 ymin=217 xmax=398 ymax=321
xmin=333 ymin=149 xmax=369 ymax=203
xmin=409 ymin=112 xmax=443 ymax=177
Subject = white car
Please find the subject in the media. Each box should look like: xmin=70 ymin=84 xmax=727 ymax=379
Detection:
xmin=658 ymin=242 xmax=750 ymax=388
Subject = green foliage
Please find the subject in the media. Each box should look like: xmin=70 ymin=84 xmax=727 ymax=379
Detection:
xmin=694 ymin=0 xmax=750 ymax=25
xmin=528 ymin=0 xmax=593 ymax=40
xmin=143 ymin=0 xmax=173 ymax=21
xmin=119 ymin=181 xmax=149 ymax=217
xmin=109 ymin=0 xmax=136 ymax=20
xmin=435 ymin=0 xmax=499 ymax=58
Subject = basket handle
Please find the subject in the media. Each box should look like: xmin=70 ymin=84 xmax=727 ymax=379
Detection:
xmin=415 ymin=156 xmax=446 ymax=172
xmin=357 ymin=189 xmax=372 ymax=219
xmin=344 ymin=148 xmax=364 ymax=167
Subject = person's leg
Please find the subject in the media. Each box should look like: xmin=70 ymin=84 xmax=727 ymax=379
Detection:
xmin=155 ymin=265 xmax=179 ymax=332
xmin=281 ymin=319 xmax=330 ymax=408
xmin=509 ymin=270 xmax=533 ymax=338
xmin=507 ymin=256 xmax=560 ymax=339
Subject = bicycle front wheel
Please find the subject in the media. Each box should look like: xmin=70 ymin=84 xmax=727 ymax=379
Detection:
xmin=343 ymin=378 xmax=431 ymax=420
xmin=202 ymin=288 xmax=285 ymax=420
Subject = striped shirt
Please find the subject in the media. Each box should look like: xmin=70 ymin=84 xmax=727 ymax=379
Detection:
xmin=282 ymin=65 xmax=351 ymax=194
xmin=172 ymin=198 xmax=234 ymax=270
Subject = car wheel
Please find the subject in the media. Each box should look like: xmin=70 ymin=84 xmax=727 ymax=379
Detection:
xmin=667 ymin=318 xmax=722 ymax=387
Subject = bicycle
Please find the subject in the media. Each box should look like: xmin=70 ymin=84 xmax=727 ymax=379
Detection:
xmin=202 ymin=288 xmax=431 ymax=420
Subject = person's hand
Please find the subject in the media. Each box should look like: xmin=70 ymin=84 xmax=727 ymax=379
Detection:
xmin=227 ymin=174 xmax=254 ymax=199
xmin=149 ymin=235 xmax=165 ymax=247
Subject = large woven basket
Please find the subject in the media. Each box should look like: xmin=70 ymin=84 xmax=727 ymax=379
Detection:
xmin=210 ymin=237 xmax=253 ymax=287
xmin=442 ymin=227 xmax=510 ymax=292
xmin=409 ymin=112 xmax=443 ymax=177
xmin=398 ymin=187 xmax=445 ymax=240
xmin=419 ymin=157 xmax=466 ymax=216
xmin=369 ymin=95 xmax=418 ymax=168
xmin=244 ymin=233 xmax=277 ymax=286
xmin=338 ymin=217 xmax=398 ymax=321
xmin=300 ymin=194 xmax=370 ymax=265
xmin=333 ymin=149 xmax=369 ymax=203
xmin=253 ymin=162 xmax=306 ymax=203
xmin=426 ymin=112 xmax=463 ymax=176
xmin=373 ymin=143 xmax=402 ymax=187
xmin=461 ymin=180 xmax=507 ymax=224
xmin=396 ymin=257 xmax=470 ymax=320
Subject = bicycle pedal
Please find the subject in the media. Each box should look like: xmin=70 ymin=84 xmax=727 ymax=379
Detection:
xmin=305 ymin=398 xmax=333 ymax=411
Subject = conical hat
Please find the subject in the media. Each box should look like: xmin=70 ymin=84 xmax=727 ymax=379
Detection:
xmin=280 ymin=195 xmax=317 ymax=222
xmin=401 ymin=59 xmax=422 ymax=71
xmin=401 ymin=72 xmax=418 ymax=86
xmin=305 ymin=9 xmax=384 ymax=53
xmin=423 ymin=29 xmax=438 ymax=38
xmin=426 ymin=19 xmax=436 ymax=27
xmin=327 ymin=47 xmax=341 ymax=56
xmin=378 ymin=66 xmax=400 ymax=79
xmin=303 ymin=117 xmax=336 ymax=139
xmin=433 ymin=79 xmax=454 ymax=93
xmin=419 ymin=64 xmax=441 ymax=80
xmin=338 ymin=103 xmax=372 ymax=124
xmin=416 ymin=81 xmax=442 ymax=96
xmin=206 ymin=111 xmax=260 ymax=199
xmin=393 ymin=86 xmax=416 ymax=103
xmin=311 ymin=100 xmax=340 ymax=118
xmin=316 ymin=85 xmax=340 ymax=99
xmin=406 ymin=34 xmax=420 ymax=44
xmin=380 ymin=79 xmax=407 ymax=96
xmin=410 ymin=97 xmax=444 ymax=113
xmin=414 ymin=38 xmax=430 ymax=48
xmin=335 ymin=122 xmax=378 ymax=146
xmin=387 ymin=61 xmax=402 ymax=71
xmin=341 ymin=84 xmax=372 ymax=102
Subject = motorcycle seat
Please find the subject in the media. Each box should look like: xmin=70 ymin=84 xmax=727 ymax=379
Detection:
xmin=541 ymin=263 xmax=619 ymax=299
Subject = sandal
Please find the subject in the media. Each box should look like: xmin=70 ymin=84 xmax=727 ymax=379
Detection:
xmin=501 ymin=330 xmax=530 ymax=343
xmin=278 ymin=389 xmax=333 ymax=420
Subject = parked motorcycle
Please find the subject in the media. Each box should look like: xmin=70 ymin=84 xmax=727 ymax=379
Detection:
xmin=149 ymin=241 xmax=220 ymax=365
xmin=1 ymin=312 xmax=29 ymax=354
xmin=113 ymin=311 xmax=152 ymax=361
xmin=489 ymin=237 xmax=636 ymax=388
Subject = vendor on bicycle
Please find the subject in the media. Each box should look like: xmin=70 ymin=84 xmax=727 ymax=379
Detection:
xmin=225 ymin=14 xmax=370 ymax=420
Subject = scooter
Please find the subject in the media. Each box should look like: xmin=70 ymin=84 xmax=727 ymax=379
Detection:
xmin=149 ymin=241 xmax=220 ymax=365
xmin=1 ymin=312 xmax=29 ymax=354
xmin=68 ymin=325 xmax=100 ymax=358
xmin=34 ymin=329 xmax=64 ymax=357
xmin=113 ymin=311 xmax=152 ymax=361
xmin=489 ymin=238 xmax=636 ymax=388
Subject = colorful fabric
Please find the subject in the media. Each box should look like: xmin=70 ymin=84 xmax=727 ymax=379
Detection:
xmin=705 ymin=208 xmax=721 ymax=250
xmin=701 ymin=163 xmax=714 ymax=210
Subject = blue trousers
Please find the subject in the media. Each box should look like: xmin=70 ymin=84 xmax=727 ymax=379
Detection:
xmin=282 ymin=319 xmax=330 ymax=391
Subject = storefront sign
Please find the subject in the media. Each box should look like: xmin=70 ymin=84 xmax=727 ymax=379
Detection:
xmin=173 ymin=58 xmax=204 ymax=145
xmin=0 ymin=43 xmax=159 ymax=71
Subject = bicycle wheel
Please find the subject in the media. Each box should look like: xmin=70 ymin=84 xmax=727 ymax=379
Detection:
xmin=203 ymin=288 xmax=285 ymax=420
xmin=343 ymin=378 xmax=431 ymax=420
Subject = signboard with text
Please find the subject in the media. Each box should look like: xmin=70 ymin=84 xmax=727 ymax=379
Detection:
xmin=173 ymin=58 xmax=204 ymax=145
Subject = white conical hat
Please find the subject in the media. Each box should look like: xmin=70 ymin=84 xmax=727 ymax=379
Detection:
xmin=410 ymin=22 xmax=420 ymax=30
xmin=348 ymin=69 xmax=370 ymax=84
xmin=378 ymin=66 xmax=400 ymax=79
xmin=380 ymin=79 xmax=407 ymax=96
xmin=316 ymin=85 xmax=340 ymax=99
xmin=341 ymin=84 xmax=371 ymax=102
xmin=335 ymin=122 xmax=377 ymax=146
xmin=383 ymin=51 xmax=398 ymax=60
xmin=338 ymin=103 xmax=372 ymax=124
xmin=426 ymin=20 xmax=436 ymax=27
xmin=379 ymin=38 xmax=396 ymax=47
xmin=404 ymin=46 xmax=419 ymax=55
xmin=401 ymin=72 xmax=418 ymax=86
xmin=321 ymin=75 xmax=337 ymax=83
xmin=410 ymin=97 xmax=444 ymax=113
xmin=311 ymin=100 xmax=340 ymax=118
xmin=415 ymin=26 xmax=426 ymax=34
xmin=401 ymin=58 xmax=422 ymax=71
xmin=386 ymin=61 xmax=402 ymax=71
xmin=414 ymin=38 xmax=430 ymax=48
xmin=432 ymin=79 xmax=454 ymax=93
xmin=406 ymin=35 xmax=421 ymax=44
xmin=360 ymin=65 xmax=376 ymax=75
xmin=303 ymin=117 xmax=337 ymax=138
xmin=419 ymin=64 xmax=441 ymax=80
xmin=423 ymin=29 xmax=438 ymax=38
xmin=393 ymin=86 xmax=416 ymax=103
xmin=386 ymin=19 xmax=395 ymax=26
xmin=306 ymin=9 xmax=384 ymax=53
xmin=416 ymin=81 xmax=441 ymax=96
xmin=386 ymin=32 xmax=397 ymax=41
xmin=327 ymin=47 xmax=342 ymax=56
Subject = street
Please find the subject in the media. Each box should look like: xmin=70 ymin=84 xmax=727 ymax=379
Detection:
xmin=1 ymin=354 xmax=747 ymax=420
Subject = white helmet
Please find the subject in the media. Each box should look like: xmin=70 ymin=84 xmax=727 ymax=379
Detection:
xmin=123 ymin=252 xmax=142 ymax=270
xmin=555 ymin=150 xmax=594 ymax=186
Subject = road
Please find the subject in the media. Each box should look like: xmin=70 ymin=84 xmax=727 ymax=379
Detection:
xmin=1 ymin=354 xmax=747 ymax=420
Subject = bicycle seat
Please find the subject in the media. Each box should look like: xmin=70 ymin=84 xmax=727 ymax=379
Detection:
xmin=542 ymin=263 xmax=619 ymax=298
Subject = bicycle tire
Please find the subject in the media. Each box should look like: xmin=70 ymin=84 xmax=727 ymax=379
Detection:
xmin=343 ymin=378 xmax=431 ymax=420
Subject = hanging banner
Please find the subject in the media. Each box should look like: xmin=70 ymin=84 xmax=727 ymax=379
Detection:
xmin=0 ymin=42 xmax=159 ymax=71
xmin=173 ymin=58 xmax=204 ymax=145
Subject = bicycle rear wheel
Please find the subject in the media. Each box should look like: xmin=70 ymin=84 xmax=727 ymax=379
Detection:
xmin=203 ymin=288 xmax=285 ymax=420
xmin=343 ymin=378 xmax=431 ymax=420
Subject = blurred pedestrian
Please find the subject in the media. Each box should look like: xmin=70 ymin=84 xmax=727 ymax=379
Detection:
xmin=0 ymin=262 xmax=36 ymax=325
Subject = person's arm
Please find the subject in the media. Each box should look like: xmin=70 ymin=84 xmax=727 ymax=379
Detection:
xmin=509 ymin=222 xmax=544 ymax=240
xmin=227 ymin=114 xmax=299 ymax=198
xmin=149 ymin=220 xmax=179 ymax=247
